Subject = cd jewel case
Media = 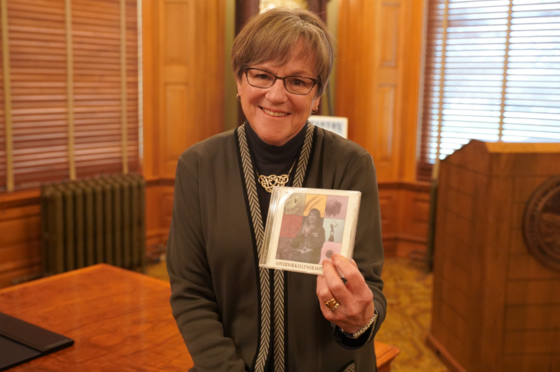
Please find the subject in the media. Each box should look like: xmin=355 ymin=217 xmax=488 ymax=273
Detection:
xmin=260 ymin=187 xmax=361 ymax=275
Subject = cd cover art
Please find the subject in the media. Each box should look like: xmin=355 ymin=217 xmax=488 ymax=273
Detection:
xmin=260 ymin=187 xmax=361 ymax=275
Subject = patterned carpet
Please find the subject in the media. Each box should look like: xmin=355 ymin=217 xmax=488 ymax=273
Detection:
xmin=375 ymin=257 xmax=448 ymax=372
xmin=146 ymin=257 xmax=448 ymax=372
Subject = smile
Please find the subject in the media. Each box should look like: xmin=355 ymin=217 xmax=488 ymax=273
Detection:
xmin=261 ymin=107 xmax=289 ymax=117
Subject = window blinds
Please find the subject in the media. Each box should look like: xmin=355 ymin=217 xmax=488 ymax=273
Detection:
xmin=419 ymin=0 xmax=560 ymax=180
xmin=0 ymin=0 xmax=139 ymax=192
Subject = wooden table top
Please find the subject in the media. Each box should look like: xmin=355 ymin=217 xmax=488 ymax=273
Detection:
xmin=0 ymin=264 xmax=399 ymax=371
xmin=0 ymin=264 xmax=191 ymax=371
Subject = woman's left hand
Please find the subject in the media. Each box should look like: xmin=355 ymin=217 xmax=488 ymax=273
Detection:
xmin=316 ymin=254 xmax=375 ymax=333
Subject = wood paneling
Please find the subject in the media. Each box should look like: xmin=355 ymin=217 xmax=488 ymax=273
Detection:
xmin=0 ymin=191 xmax=41 ymax=287
xmin=145 ymin=182 xmax=174 ymax=258
xmin=143 ymin=0 xmax=224 ymax=179
xmin=0 ymin=0 xmax=225 ymax=287
xmin=336 ymin=0 xmax=425 ymax=182
xmin=430 ymin=141 xmax=560 ymax=372
xmin=336 ymin=0 xmax=430 ymax=258
xmin=380 ymin=3 xmax=399 ymax=67
xmin=143 ymin=0 xmax=224 ymax=254
xmin=377 ymin=86 xmax=395 ymax=163
xmin=378 ymin=182 xmax=430 ymax=258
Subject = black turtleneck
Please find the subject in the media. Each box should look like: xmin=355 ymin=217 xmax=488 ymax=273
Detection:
xmin=245 ymin=122 xmax=307 ymax=225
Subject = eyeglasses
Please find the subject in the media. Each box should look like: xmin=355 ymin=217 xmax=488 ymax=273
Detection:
xmin=243 ymin=67 xmax=319 ymax=95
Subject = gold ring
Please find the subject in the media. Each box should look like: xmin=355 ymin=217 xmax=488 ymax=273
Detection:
xmin=325 ymin=298 xmax=340 ymax=311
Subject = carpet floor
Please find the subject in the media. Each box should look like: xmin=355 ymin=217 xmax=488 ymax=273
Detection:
xmin=146 ymin=257 xmax=448 ymax=371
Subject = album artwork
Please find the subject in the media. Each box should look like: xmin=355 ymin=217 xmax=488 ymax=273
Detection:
xmin=260 ymin=187 xmax=361 ymax=275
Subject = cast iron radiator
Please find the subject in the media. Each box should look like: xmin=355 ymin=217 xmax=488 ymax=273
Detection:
xmin=40 ymin=175 xmax=146 ymax=275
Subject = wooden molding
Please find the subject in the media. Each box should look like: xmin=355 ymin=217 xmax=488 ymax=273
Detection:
xmin=426 ymin=334 xmax=467 ymax=372
xmin=0 ymin=189 xmax=41 ymax=209
xmin=378 ymin=180 xmax=430 ymax=192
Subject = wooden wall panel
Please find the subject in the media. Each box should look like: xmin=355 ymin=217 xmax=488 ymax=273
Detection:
xmin=378 ymin=191 xmax=397 ymax=234
xmin=158 ymin=0 xmax=194 ymax=178
xmin=159 ymin=0 xmax=193 ymax=177
xmin=337 ymin=0 xmax=425 ymax=183
xmin=377 ymin=86 xmax=395 ymax=163
xmin=143 ymin=0 xmax=224 ymax=254
xmin=143 ymin=0 xmax=224 ymax=180
xmin=378 ymin=189 xmax=397 ymax=257
xmin=336 ymin=0 xmax=431 ymax=258
xmin=399 ymin=189 xmax=429 ymax=238
xmin=164 ymin=84 xmax=189 ymax=170
xmin=380 ymin=3 xmax=399 ymax=67
xmin=378 ymin=182 xmax=430 ymax=258
xmin=164 ymin=2 xmax=190 ymax=64
xmin=145 ymin=182 xmax=174 ymax=258
xmin=0 ymin=192 xmax=41 ymax=288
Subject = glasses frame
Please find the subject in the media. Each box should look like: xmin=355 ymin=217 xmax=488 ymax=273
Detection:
xmin=242 ymin=67 xmax=319 ymax=96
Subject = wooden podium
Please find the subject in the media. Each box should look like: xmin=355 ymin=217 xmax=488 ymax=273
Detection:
xmin=427 ymin=141 xmax=560 ymax=372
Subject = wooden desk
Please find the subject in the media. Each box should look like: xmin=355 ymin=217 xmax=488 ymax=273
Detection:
xmin=0 ymin=264 xmax=398 ymax=371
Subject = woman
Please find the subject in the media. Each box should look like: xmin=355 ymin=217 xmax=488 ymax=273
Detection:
xmin=290 ymin=208 xmax=325 ymax=264
xmin=167 ymin=8 xmax=386 ymax=372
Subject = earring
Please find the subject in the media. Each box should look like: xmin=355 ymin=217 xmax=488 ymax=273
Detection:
xmin=236 ymin=94 xmax=241 ymax=101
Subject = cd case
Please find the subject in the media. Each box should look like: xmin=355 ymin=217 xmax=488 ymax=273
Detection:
xmin=260 ymin=187 xmax=361 ymax=275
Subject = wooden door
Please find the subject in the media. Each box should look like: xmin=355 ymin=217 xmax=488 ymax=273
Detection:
xmin=143 ymin=0 xmax=224 ymax=255
xmin=336 ymin=0 xmax=429 ymax=258
xmin=336 ymin=0 xmax=424 ymax=182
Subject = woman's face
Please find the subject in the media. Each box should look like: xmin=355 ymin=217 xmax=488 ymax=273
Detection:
xmin=236 ymin=42 xmax=321 ymax=146
xmin=308 ymin=210 xmax=319 ymax=224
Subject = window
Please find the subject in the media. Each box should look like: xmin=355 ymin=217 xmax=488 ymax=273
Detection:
xmin=0 ymin=0 xmax=139 ymax=192
xmin=418 ymin=0 xmax=560 ymax=180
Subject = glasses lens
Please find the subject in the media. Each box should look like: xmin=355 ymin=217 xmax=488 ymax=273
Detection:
xmin=246 ymin=69 xmax=275 ymax=88
xmin=285 ymin=77 xmax=315 ymax=95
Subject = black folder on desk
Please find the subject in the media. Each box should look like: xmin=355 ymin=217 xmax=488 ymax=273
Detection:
xmin=0 ymin=312 xmax=73 ymax=371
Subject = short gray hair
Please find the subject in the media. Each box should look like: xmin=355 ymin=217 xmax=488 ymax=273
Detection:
xmin=231 ymin=8 xmax=335 ymax=97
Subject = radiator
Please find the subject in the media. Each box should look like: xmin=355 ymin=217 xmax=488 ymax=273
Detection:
xmin=40 ymin=175 xmax=146 ymax=275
